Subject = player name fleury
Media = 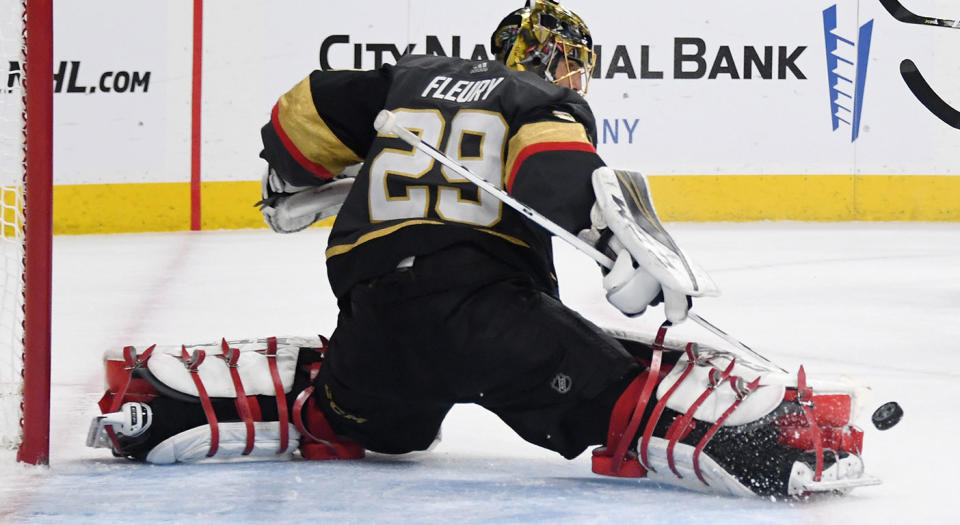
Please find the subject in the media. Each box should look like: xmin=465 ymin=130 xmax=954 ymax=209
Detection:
xmin=420 ymin=75 xmax=505 ymax=103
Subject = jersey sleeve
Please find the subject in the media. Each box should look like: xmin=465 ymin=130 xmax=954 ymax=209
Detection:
xmin=260 ymin=68 xmax=390 ymax=186
xmin=504 ymin=107 xmax=604 ymax=234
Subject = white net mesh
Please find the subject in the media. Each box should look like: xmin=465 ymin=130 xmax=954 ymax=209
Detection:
xmin=0 ymin=0 xmax=26 ymax=450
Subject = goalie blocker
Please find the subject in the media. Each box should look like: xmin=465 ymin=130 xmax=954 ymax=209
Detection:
xmin=580 ymin=167 xmax=720 ymax=323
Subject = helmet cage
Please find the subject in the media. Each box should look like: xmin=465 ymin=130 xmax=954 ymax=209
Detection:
xmin=498 ymin=1 xmax=596 ymax=95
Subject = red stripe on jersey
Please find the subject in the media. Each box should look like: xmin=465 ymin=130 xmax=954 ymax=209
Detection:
xmin=270 ymin=103 xmax=335 ymax=180
xmin=506 ymin=141 xmax=597 ymax=193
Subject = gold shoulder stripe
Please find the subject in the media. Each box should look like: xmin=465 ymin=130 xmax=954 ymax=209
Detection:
xmin=504 ymin=121 xmax=592 ymax=183
xmin=276 ymin=77 xmax=363 ymax=176
xmin=504 ymin=121 xmax=594 ymax=191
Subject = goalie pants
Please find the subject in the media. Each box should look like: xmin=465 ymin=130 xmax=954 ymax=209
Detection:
xmin=317 ymin=243 xmax=641 ymax=459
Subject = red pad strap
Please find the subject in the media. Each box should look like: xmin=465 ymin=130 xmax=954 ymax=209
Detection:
xmin=691 ymin=376 xmax=761 ymax=485
xmin=592 ymin=373 xmax=647 ymax=478
xmin=261 ymin=337 xmax=289 ymax=453
xmin=247 ymin=396 xmax=263 ymax=422
xmin=293 ymin=385 xmax=321 ymax=442
xmin=292 ymin=363 xmax=330 ymax=444
xmin=291 ymin=341 xmax=365 ymax=461
xmin=609 ymin=324 xmax=668 ymax=474
xmin=664 ymin=358 xmax=736 ymax=479
xmin=219 ymin=340 xmax=255 ymax=456
xmin=105 ymin=345 xmax=155 ymax=450
xmin=640 ymin=342 xmax=697 ymax=470
xmin=292 ymin=380 xmax=360 ymax=460
xmin=108 ymin=345 xmax=156 ymax=412
xmin=796 ymin=366 xmax=824 ymax=481
xmin=179 ymin=347 xmax=219 ymax=457
xmin=291 ymin=343 xmax=335 ymax=447
xmin=603 ymin=374 xmax=644 ymax=449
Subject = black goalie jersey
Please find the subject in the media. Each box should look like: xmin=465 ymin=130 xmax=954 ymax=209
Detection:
xmin=260 ymin=54 xmax=605 ymax=300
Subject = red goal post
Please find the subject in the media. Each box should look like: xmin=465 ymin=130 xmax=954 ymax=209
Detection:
xmin=0 ymin=0 xmax=53 ymax=465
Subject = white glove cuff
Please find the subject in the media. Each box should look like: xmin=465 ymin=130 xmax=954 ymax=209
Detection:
xmin=662 ymin=287 xmax=690 ymax=323
xmin=604 ymin=251 xmax=661 ymax=316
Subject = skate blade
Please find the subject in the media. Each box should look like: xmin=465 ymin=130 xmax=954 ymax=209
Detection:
xmin=86 ymin=416 xmax=113 ymax=448
xmin=801 ymin=475 xmax=882 ymax=493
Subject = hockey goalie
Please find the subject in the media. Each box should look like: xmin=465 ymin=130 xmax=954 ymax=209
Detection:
xmin=88 ymin=0 xmax=881 ymax=498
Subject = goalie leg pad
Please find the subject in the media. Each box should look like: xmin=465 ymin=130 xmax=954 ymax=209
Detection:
xmin=146 ymin=421 xmax=301 ymax=464
xmin=592 ymin=325 xmax=874 ymax=498
xmin=90 ymin=336 xmax=364 ymax=463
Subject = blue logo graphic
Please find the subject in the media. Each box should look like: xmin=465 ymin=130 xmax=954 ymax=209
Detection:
xmin=823 ymin=5 xmax=874 ymax=141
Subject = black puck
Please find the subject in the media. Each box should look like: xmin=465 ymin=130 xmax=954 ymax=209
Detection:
xmin=871 ymin=401 xmax=903 ymax=430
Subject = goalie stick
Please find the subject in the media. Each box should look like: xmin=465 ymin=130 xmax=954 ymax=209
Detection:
xmin=879 ymin=0 xmax=960 ymax=29
xmin=900 ymin=59 xmax=960 ymax=129
xmin=372 ymin=109 xmax=784 ymax=373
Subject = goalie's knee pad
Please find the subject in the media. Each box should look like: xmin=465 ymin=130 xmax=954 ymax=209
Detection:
xmin=88 ymin=336 xmax=364 ymax=464
xmin=592 ymin=325 xmax=876 ymax=498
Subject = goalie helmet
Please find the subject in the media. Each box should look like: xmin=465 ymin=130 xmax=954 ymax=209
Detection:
xmin=490 ymin=0 xmax=596 ymax=95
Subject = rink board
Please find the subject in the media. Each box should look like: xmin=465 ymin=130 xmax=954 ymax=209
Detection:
xmin=1 ymin=0 xmax=957 ymax=232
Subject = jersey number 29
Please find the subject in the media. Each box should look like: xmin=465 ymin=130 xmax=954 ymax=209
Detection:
xmin=368 ymin=108 xmax=507 ymax=227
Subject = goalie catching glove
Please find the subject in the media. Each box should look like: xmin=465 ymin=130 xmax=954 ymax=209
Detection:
xmin=257 ymin=165 xmax=357 ymax=233
xmin=580 ymin=167 xmax=718 ymax=323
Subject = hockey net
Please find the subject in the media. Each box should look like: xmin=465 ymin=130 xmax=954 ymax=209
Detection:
xmin=0 ymin=0 xmax=52 ymax=465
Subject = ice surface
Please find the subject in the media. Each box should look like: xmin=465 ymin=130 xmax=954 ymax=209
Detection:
xmin=1 ymin=223 xmax=957 ymax=523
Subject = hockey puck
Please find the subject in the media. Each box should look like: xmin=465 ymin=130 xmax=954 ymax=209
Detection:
xmin=871 ymin=401 xmax=903 ymax=431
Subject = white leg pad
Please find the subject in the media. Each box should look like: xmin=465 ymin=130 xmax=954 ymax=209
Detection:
xmin=643 ymin=437 xmax=755 ymax=497
xmin=145 ymin=422 xmax=301 ymax=464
